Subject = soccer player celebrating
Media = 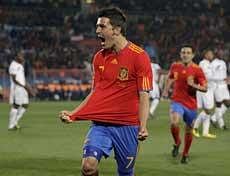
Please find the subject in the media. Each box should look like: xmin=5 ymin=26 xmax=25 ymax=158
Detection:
xmin=8 ymin=49 xmax=35 ymax=130
xmin=162 ymin=44 xmax=207 ymax=164
xmin=59 ymin=7 xmax=152 ymax=176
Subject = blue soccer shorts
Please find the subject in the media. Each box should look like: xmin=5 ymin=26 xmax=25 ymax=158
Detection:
xmin=170 ymin=101 xmax=197 ymax=126
xmin=83 ymin=122 xmax=139 ymax=176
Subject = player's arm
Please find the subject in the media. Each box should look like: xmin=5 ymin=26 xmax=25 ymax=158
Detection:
xmin=138 ymin=91 xmax=150 ymax=141
xmin=158 ymin=69 xmax=168 ymax=78
xmin=187 ymin=77 xmax=207 ymax=92
xmin=10 ymin=74 xmax=36 ymax=96
xmin=162 ymin=74 xmax=174 ymax=98
xmin=11 ymin=74 xmax=25 ymax=88
xmin=156 ymin=69 xmax=168 ymax=84
xmin=135 ymin=52 xmax=152 ymax=141
xmin=187 ymin=68 xmax=207 ymax=92
xmin=162 ymin=64 xmax=175 ymax=98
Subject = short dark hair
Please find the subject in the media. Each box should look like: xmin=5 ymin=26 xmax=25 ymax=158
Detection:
xmin=180 ymin=44 xmax=195 ymax=53
xmin=14 ymin=48 xmax=24 ymax=58
xmin=98 ymin=7 xmax=127 ymax=35
xmin=202 ymin=48 xmax=214 ymax=57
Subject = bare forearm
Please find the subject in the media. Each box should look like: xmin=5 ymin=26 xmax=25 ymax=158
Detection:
xmin=139 ymin=91 xmax=149 ymax=127
xmin=162 ymin=77 xmax=174 ymax=97
xmin=12 ymin=76 xmax=25 ymax=88
xmin=191 ymin=83 xmax=207 ymax=92
xmin=165 ymin=78 xmax=173 ymax=92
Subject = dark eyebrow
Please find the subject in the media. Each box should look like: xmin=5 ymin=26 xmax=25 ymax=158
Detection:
xmin=181 ymin=51 xmax=192 ymax=53
xmin=96 ymin=24 xmax=106 ymax=28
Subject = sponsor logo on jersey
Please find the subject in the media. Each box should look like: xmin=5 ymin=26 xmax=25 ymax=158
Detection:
xmin=111 ymin=58 xmax=118 ymax=64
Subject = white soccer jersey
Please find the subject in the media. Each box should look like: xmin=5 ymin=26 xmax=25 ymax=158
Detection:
xmin=211 ymin=58 xmax=230 ymax=102
xmin=196 ymin=59 xmax=215 ymax=109
xmin=9 ymin=60 xmax=26 ymax=88
xmin=151 ymin=63 xmax=161 ymax=83
xmin=199 ymin=59 xmax=215 ymax=89
xmin=9 ymin=60 xmax=28 ymax=105
xmin=210 ymin=58 xmax=227 ymax=84
xmin=149 ymin=63 xmax=161 ymax=98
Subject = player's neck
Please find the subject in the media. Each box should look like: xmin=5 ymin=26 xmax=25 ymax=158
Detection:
xmin=15 ymin=59 xmax=23 ymax=65
xmin=204 ymin=58 xmax=211 ymax=62
xmin=184 ymin=61 xmax=194 ymax=67
xmin=112 ymin=36 xmax=128 ymax=53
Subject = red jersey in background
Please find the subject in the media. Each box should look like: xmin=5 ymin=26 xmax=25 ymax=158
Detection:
xmin=169 ymin=62 xmax=206 ymax=110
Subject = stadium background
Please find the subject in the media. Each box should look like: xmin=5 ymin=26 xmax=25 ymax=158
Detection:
xmin=0 ymin=0 xmax=229 ymax=176
xmin=0 ymin=0 xmax=229 ymax=100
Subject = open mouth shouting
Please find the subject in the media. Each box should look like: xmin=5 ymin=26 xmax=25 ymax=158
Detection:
xmin=97 ymin=35 xmax=106 ymax=47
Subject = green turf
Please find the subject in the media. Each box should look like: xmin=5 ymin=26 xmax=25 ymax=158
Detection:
xmin=0 ymin=101 xmax=229 ymax=176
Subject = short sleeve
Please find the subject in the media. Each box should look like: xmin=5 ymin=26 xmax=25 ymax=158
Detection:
xmin=9 ymin=63 xmax=17 ymax=75
xmin=135 ymin=51 xmax=153 ymax=91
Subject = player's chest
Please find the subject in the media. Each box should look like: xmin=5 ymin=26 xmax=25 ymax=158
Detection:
xmin=97 ymin=56 xmax=134 ymax=81
xmin=200 ymin=61 xmax=211 ymax=71
xmin=15 ymin=65 xmax=24 ymax=76
xmin=173 ymin=67 xmax=196 ymax=81
xmin=211 ymin=62 xmax=223 ymax=72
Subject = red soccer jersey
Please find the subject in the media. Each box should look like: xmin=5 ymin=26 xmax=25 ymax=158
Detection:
xmin=70 ymin=42 xmax=153 ymax=125
xmin=169 ymin=61 xmax=207 ymax=110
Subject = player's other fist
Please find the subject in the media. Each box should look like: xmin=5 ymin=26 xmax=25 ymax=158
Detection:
xmin=59 ymin=110 xmax=73 ymax=123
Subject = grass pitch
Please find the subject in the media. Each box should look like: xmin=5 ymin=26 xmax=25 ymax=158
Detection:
xmin=0 ymin=101 xmax=229 ymax=176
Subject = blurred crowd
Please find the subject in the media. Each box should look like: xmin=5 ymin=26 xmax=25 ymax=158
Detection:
xmin=35 ymin=80 xmax=91 ymax=101
xmin=0 ymin=0 xmax=229 ymax=100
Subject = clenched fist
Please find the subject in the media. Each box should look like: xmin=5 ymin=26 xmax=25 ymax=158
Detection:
xmin=59 ymin=111 xmax=73 ymax=123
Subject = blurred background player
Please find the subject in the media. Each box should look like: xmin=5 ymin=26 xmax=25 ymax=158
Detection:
xmin=210 ymin=56 xmax=230 ymax=130
xmin=149 ymin=57 xmax=162 ymax=118
xmin=163 ymin=44 xmax=207 ymax=164
xmin=59 ymin=7 xmax=152 ymax=176
xmin=8 ymin=49 xmax=35 ymax=130
xmin=193 ymin=49 xmax=216 ymax=138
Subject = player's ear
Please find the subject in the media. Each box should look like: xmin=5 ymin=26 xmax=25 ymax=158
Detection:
xmin=113 ymin=26 xmax=121 ymax=36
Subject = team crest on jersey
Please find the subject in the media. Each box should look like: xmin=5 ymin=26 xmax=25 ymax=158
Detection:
xmin=99 ymin=65 xmax=104 ymax=72
xmin=118 ymin=67 xmax=129 ymax=81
